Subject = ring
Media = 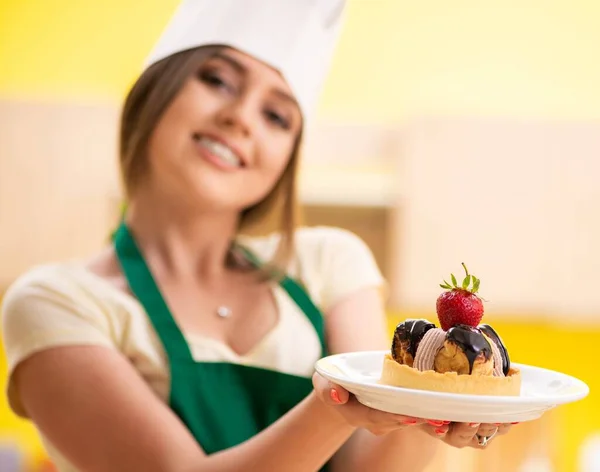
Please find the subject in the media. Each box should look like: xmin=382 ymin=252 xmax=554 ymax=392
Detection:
xmin=476 ymin=429 xmax=498 ymax=447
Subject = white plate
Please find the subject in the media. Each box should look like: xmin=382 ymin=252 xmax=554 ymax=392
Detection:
xmin=315 ymin=350 xmax=589 ymax=424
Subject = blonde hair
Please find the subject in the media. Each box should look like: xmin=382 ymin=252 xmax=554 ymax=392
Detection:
xmin=119 ymin=46 xmax=302 ymax=272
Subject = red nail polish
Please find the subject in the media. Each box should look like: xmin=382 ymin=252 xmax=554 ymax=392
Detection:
xmin=435 ymin=428 xmax=446 ymax=435
xmin=427 ymin=420 xmax=444 ymax=426
xmin=442 ymin=420 xmax=451 ymax=424
xmin=511 ymin=422 xmax=520 ymax=425
xmin=402 ymin=419 xmax=418 ymax=425
xmin=330 ymin=389 xmax=342 ymax=404
xmin=494 ymin=423 xmax=502 ymax=426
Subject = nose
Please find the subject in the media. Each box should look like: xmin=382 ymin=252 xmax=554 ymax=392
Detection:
xmin=215 ymin=95 xmax=255 ymax=137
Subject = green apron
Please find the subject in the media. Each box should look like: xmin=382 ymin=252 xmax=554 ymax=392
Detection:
xmin=114 ymin=223 xmax=331 ymax=470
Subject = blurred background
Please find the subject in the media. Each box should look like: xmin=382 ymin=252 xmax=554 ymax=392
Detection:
xmin=1 ymin=0 xmax=599 ymax=471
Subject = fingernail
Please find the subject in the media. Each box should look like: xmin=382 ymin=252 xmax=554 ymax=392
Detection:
xmin=330 ymin=389 xmax=341 ymax=404
xmin=511 ymin=422 xmax=520 ymax=425
xmin=402 ymin=419 xmax=418 ymax=425
xmin=435 ymin=428 xmax=446 ymax=435
xmin=494 ymin=423 xmax=502 ymax=426
xmin=442 ymin=420 xmax=451 ymax=424
xmin=427 ymin=420 xmax=444 ymax=426
xmin=469 ymin=422 xmax=480 ymax=427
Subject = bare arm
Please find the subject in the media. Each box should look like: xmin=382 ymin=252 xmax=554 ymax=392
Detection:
xmin=324 ymin=287 xmax=440 ymax=472
xmin=13 ymin=344 xmax=356 ymax=472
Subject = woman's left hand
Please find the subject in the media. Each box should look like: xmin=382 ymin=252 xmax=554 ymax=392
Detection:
xmin=420 ymin=419 xmax=515 ymax=449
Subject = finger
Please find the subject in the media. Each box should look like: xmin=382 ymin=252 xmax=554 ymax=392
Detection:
xmin=452 ymin=422 xmax=482 ymax=432
xmin=366 ymin=405 xmax=423 ymax=427
xmin=476 ymin=423 xmax=499 ymax=437
xmin=424 ymin=419 xmax=452 ymax=427
xmin=311 ymin=372 xmax=350 ymax=405
xmin=469 ymin=424 xmax=500 ymax=450
xmin=497 ymin=423 xmax=515 ymax=435
xmin=469 ymin=435 xmax=489 ymax=450
xmin=367 ymin=418 xmax=424 ymax=436
xmin=344 ymin=396 xmax=423 ymax=427
xmin=469 ymin=429 xmax=501 ymax=450
xmin=444 ymin=422 xmax=480 ymax=448
xmin=420 ymin=422 xmax=450 ymax=440
xmin=367 ymin=425 xmax=412 ymax=436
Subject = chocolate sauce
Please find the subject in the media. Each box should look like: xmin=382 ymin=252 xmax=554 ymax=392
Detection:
xmin=479 ymin=324 xmax=511 ymax=376
xmin=446 ymin=325 xmax=492 ymax=374
xmin=392 ymin=319 xmax=436 ymax=360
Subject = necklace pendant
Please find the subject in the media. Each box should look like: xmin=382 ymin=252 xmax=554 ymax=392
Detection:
xmin=216 ymin=306 xmax=232 ymax=318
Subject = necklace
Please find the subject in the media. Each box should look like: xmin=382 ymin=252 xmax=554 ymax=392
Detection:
xmin=216 ymin=305 xmax=232 ymax=318
xmin=215 ymin=246 xmax=246 ymax=319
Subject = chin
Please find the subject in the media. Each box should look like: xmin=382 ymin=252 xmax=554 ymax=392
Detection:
xmin=163 ymin=168 xmax=275 ymax=214
xmin=181 ymin=188 xmax=260 ymax=215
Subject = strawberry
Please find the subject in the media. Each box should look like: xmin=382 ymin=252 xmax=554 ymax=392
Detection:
xmin=436 ymin=263 xmax=484 ymax=331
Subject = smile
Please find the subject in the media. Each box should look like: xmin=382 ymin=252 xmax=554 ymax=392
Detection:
xmin=192 ymin=134 xmax=244 ymax=169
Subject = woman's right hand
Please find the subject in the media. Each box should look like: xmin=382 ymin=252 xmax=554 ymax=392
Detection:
xmin=312 ymin=372 xmax=430 ymax=436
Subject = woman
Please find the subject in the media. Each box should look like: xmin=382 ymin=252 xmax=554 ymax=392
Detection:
xmin=1 ymin=1 xmax=512 ymax=471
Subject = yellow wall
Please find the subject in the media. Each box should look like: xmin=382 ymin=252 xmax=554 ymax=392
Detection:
xmin=0 ymin=353 xmax=46 ymax=470
xmin=2 ymin=0 xmax=600 ymax=121
xmin=323 ymin=0 xmax=600 ymax=121
xmin=0 ymin=0 xmax=179 ymax=102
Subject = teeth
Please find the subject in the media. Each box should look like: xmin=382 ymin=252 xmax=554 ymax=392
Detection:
xmin=196 ymin=136 xmax=242 ymax=167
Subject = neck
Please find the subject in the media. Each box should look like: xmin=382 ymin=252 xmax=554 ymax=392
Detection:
xmin=124 ymin=191 xmax=241 ymax=280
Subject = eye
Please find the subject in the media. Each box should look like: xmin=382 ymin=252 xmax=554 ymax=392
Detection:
xmin=198 ymin=70 xmax=233 ymax=92
xmin=264 ymin=109 xmax=290 ymax=130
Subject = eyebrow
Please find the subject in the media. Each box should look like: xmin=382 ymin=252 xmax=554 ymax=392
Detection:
xmin=212 ymin=52 xmax=246 ymax=74
xmin=211 ymin=52 xmax=300 ymax=109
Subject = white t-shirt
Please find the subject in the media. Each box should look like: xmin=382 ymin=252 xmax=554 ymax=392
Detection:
xmin=1 ymin=226 xmax=385 ymax=471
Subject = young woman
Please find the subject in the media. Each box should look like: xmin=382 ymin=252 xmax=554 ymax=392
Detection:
xmin=2 ymin=1 xmax=513 ymax=471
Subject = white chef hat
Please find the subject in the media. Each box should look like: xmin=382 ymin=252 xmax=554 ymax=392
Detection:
xmin=144 ymin=0 xmax=347 ymax=120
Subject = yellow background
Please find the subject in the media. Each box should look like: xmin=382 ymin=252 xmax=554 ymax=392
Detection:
xmin=2 ymin=0 xmax=600 ymax=120
xmin=0 ymin=1 xmax=598 ymax=471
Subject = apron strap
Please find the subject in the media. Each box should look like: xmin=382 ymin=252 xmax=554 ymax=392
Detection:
xmin=114 ymin=223 xmax=195 ymax=362
xmin=237 ymin=246 xmax=328 ymax=357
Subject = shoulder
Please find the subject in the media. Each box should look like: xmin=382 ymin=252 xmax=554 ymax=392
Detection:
xmin=1 ymin=262 xmax=120 ymax=371
xmin=239 ymin=225 xmax=373 ymax=263
xmin=1 ymin=258 xmax=128 ymax=330
xmin=3 ymin=263 xmax=79 ymax=308
xmin=296 ymin=225 xmax=370 ymax=250
xmin=2 ymin=262 xmax=103 ymax=314
xmin=239 ymin=226 xmax=385 ymax=310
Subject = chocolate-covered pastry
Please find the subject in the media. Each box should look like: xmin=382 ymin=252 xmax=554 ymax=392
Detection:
xmin=434 ymin=325 xmax=493 ymax=375
xmin=391 ymin=319 xmax=436 ymax=367
xmin=380 ymin=264 xmax=522 ymax=396
xmin=479 ymin=323 xmax=511 ymax=376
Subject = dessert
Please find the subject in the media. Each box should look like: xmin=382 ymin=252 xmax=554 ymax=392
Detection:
xmin=381 ymin=263 xmax=521 ymax=396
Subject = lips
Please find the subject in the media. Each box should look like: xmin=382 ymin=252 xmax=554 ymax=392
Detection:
xmin=192 ymin=133 xmax=245 ymax=169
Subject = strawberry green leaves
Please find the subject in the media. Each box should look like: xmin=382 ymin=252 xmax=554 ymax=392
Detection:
xmin=462 ymin=274 xmax=471 ymax=289
xmin=439 ymin=263 xmax=481 ymax=295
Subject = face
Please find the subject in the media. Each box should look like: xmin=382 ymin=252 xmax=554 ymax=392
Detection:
xmin=145 ymin=47 xmax=303 ymax=212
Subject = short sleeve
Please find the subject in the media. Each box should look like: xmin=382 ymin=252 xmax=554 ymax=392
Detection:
xmin=294 ymin=227 xmax=387 ymax=311
xmin=1 ymin=266 xmax=118 ymax=417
